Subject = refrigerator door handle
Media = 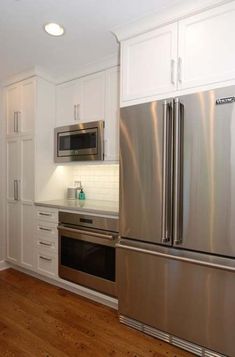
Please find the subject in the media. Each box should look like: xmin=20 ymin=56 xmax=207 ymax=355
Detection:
xmin=162 ymin=101 xmax=172 ymax=244
xmin=173 ymin=99 xmax=184 ymax=245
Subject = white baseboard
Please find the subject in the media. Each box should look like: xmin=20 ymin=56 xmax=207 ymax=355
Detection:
xmin=6 ymin=263 xmax=118 ymax=310
xmin=0 ymin=260 xmax=9 ymax=271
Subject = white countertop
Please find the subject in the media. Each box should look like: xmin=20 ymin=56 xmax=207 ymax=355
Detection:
xmin=35 ymin=199 xmax=119 ymax=217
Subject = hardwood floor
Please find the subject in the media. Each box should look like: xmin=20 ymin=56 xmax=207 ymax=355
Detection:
xmin=0 ymin=269 xmax=194 ymax=357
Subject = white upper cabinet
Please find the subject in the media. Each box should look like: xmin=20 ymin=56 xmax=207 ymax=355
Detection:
xmin=6 ymin=78 xmax=35 ymax=136
xmin=56 ymin=71 xmax=105 ymax=127
xmin=81 ymin=72 xmax=106 ymax=123
xmin=56 ymin=80 xmax=81 ymax=127
xmin=6 ymin=84 xmax=20 ymax=136
xmin=120 ymin=1 xmax=235 ymax=106
xmin=178 ymin=2 xmax=235 ymax=90
xmin=121 ymin=23 xmax=178 ymax=103
xmin=56 ymin=68 xmax=119 ymax=161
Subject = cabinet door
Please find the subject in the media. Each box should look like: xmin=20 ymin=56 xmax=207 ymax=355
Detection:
xmin=178 ymin=2 xmax=235 ymax=90
xmin=121 ymin=23 xmax=178 ymax=104
xmin=6 ymin=201 xmax=20 ymax=263
xmin=6 ymin=138 xmax=19 ymax=200
xmin=21 ymin=202 xmax=34 ymax=269
xmin=104 ymin=68 xmax=120 ymax=161
xmin=6 ymin=84 xmax=20 ymax=136
xmin=20 ymin=78 xmax=35 ymax=134
xmin=20 ymin=136 xmax=34 ymax=202
xmin=81 ymin=72 xmax=105 ymax=122
xmin=56 ymin=80 xmax=82 ymax=127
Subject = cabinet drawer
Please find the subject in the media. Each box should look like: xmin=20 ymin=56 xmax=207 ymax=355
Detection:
xmin=36 ymin=207 xmax=58 ymax=223
xmin=36 ymin=239 xmax=58 ymax=253
xmin=36 ymin=221 xmax=58 ymax=241
xmin=36 ymin=250 xmax=58 ymax=278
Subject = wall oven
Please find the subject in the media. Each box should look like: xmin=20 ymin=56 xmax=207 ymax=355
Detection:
xmin=58 ymin=211 xmax=119 ymax=297
xmin=54 ymin=120 xmax=104 ymax=162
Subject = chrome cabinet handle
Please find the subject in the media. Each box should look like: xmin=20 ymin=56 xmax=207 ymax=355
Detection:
xmin=13 ymin=112 xmax=17 ymax=133
xmin=178 ymin=57 xmax=182 ymax=83
xmin=58 ymin=224 xmax=115 ymax=241
xmin=162 ymin=101 xmax=173 ymax=244
xmin=171 ymin=59 xmax=175 ymax=85
xmin=39 ymin=241 xmax=53 ymax=247
xmin=39 ymin=255 xmax=52 ymax=262
xmin=74 ymin=104 xmax=77 ymax=121
xmin=39 ymin=227 xmax=52 ymax=232
xmin=13 ymin=180 xmax=18 ymax=200
xmin=173 ymin=99 xmax=184 ymax=245
xmin=16 ymin=111 xmax=20 ymax=132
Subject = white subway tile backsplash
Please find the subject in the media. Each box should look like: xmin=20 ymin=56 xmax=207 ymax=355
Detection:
xmin=72 ymin=164 xmax=119 ymax=202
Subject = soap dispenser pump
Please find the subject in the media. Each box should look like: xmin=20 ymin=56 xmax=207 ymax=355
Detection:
xmin=78 ymin=187 xmax=86 ymax=200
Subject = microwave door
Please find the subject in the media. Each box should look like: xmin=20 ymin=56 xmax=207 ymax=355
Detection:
xmin=54 ymin=121 xmax=104 ymax=162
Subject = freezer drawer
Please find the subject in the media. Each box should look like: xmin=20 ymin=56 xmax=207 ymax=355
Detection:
xmin=117 ymin=244 xmax=235 ymax=356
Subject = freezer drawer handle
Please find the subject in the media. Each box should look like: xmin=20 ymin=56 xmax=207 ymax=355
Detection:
xmin=116 ymin=244 xmax=235 ymax=272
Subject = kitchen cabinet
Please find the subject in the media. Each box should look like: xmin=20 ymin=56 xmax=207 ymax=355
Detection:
xmin=56 ymin=68 xmax=119 ymax=161
xmin=5 ymin=76 xmax=55 ymax=270
xmin=178 ymin=2 xmax=235 ymax=90
xmin=6 ymin=78 xmax=35 ymax=136
xmin=120 ymin=2 xmax=235 ymax=106
xmin=55 ymin=80 xmax=82 ymax=126
xmin=6 ymin=135 xmax=34 ymax=269
xmin=104 ymin=67 xmax=120 ymax=161
xmin=34 ymin=206 xmax=58 ymax=278
xmin=56 ymin=71 xmax=105 ymax=127
xmin=121 ymin=23 xmax=178 ymax=103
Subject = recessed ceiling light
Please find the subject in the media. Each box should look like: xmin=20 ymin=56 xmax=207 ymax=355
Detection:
xmin=44 ymin=23 xmax=65 ymax=36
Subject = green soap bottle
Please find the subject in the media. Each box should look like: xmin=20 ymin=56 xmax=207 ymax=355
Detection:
xmin=78 ymin=187 xmax=86 ymax=200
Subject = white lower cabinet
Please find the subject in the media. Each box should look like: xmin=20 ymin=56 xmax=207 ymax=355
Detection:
xmin=34 ymin=207 xmax=58 ymax=278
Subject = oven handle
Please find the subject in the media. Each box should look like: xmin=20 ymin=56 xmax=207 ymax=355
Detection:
xmin=57 ymin=225 xmax=115 ymax=241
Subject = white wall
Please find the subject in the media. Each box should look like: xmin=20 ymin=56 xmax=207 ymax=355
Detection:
xmin=71 ymin=164 xmax=119 ymax=202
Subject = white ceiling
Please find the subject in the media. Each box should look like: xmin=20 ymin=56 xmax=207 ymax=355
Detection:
xmin=0 ymin=0 xmax=184 ymax=82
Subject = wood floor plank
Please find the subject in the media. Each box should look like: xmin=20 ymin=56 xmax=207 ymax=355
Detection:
xmin=0 ymin=269 xmax=194 ymax=357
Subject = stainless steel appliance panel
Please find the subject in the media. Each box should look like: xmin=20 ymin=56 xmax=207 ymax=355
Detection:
xmin=117 ymin=241 xmax=235 ymax=356
xmin=177 ymin=86 xmax=235 ymax=257
xmin=120 ymin=101 xmax=172 ymax=244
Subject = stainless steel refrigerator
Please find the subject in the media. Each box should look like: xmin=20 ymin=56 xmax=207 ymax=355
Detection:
xmin=117 ymin=86 xmax=235 ymax=357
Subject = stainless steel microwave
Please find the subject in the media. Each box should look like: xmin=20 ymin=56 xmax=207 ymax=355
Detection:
xmin=54 ymin=120 xmax=104 ymax=163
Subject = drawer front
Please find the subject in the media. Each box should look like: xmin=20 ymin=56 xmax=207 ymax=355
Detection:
xmin=36 ymin=250 xmax=58 ymax=278
xmin=36 ymin=221 xmax=58 ymax=241
xmin=36 ymin=207 xmax=58 ymax=223
xmin=36 ymin=238 xmax=58 ymax=252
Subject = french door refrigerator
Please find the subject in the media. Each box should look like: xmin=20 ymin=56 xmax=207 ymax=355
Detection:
xmin=117 ymin=86 xmax=235 ymax=357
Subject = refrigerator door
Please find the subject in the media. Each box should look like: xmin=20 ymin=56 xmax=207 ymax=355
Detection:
xmin=174 ymin=86 xmax=235 ymax=257
xmin=117 ymin=240 xmax=235 ymax=357
xmin=120 ymin=101 xmax=173 ymax=244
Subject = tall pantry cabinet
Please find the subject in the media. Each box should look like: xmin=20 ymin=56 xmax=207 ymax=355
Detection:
xmin=5 ymin=76 xmax=55 ymax=270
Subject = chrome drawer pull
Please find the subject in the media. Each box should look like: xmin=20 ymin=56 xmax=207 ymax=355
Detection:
xmin=39 ymin=241 xmax=53 ymax=247
xmin=39 ymin=255 xmax=52 ymax=262
xmin=39 ymin=227 xmax=52 ymax=232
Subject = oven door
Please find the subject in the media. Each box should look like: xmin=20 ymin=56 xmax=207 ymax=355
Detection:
xmin=58 ymin=225 xmax=117 ymax=297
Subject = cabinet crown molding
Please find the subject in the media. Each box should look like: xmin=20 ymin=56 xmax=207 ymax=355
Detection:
xmin=112 ymin=0 xmax=231 ymax=41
